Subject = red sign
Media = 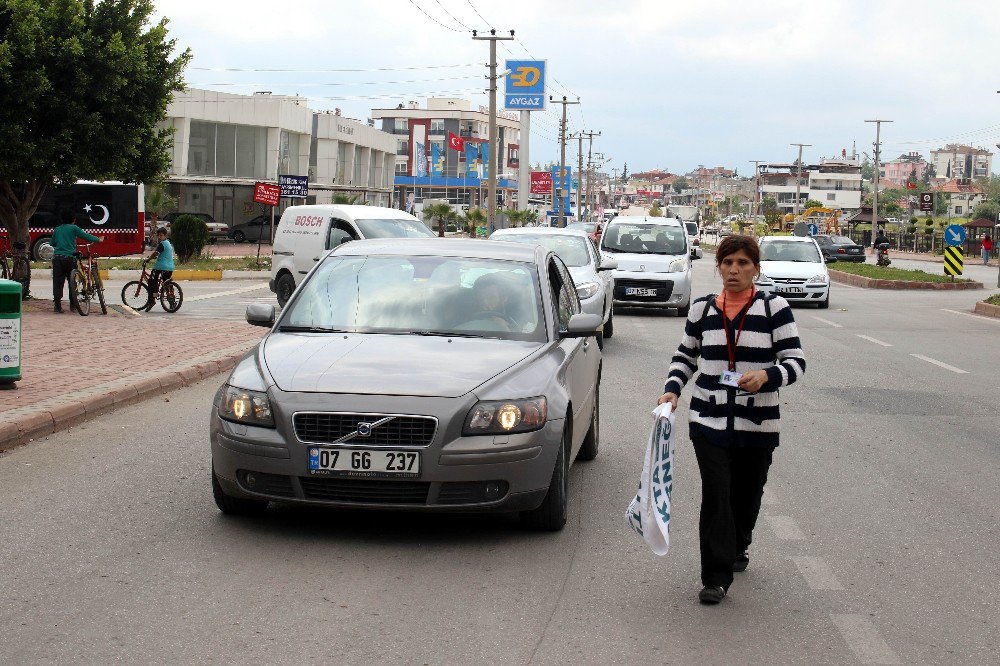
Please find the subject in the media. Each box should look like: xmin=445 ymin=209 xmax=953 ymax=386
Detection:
xmin=530 ymin=171 xmax=552 ymax=194
xmin=253 ymin=182 xmax=280 ymax=206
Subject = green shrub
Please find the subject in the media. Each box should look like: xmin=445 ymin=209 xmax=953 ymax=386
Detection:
xmin=170 ymin=214 xmax=209 ymax=263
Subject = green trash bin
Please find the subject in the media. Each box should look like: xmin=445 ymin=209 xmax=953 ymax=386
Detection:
xmin=0 ymin=279 xmax=22 ymax=388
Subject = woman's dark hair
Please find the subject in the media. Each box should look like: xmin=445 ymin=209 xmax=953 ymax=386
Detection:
xmin=715 ymin=234 xmax=760 ymax=267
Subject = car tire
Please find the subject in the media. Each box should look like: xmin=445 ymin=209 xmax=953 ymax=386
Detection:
xmin=212 ymin=468 xmax=268 ymax=515
xmin=520 ymin=428 xmax=568 ymax=531
xmin=602 ymin=306 xmax=614 ymax=339
xmin=818 ymin=292 xmax=830 ymax=309
xmin=275 ymin=272 xmax=296 ymax=307
xmin=677 ymin=301 xmax=690 ymax=318
xmin=577 ymin=386 xmax=600 ymax=462
xmin=232 ymin=230 xmax=246 ymax=243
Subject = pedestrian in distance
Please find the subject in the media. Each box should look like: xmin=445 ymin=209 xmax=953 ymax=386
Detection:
xmin=657 ymin=234 xmax=806 ymax=605
xmin=981 ymin=234 xmax=993 ymax=265
xmin=50 ymin=209 xmax=102 ymax=313
xmin=145 ymin=227 xmax=175 ymax=308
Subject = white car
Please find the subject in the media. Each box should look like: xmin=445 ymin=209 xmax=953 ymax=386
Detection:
xmin=600 ymin=216 xmax=694 ymax=316
xmin=755 ymin=235 xmax=830 ymax=308
xmin=490 ymin=227 xmax=617 ymax=345
xmin=682 ymin=220 xmax=704 ymax=259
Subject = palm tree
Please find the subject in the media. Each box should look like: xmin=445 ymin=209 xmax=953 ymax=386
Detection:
xmin=463 ymin=207 xmax=487 ymax=236
xmin=144 ymin=184 xmax=178 ymax=246
xmin=332 ymin=193 xmax=361 ymax=205
xmin=423 ymin=202 xmax=454 ymax=237
xmin=505 ymin=209 xmax=537 ymax=228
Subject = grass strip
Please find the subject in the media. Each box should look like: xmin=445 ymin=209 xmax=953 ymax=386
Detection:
xmin=830 ymin=261 xmax=971 ymax=283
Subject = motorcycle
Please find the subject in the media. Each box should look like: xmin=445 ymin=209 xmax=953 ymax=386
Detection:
xmin=876 ymin=242 xmax=891 ymax=267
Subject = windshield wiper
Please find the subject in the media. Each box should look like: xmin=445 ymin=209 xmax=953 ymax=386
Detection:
xmin=409 ymin=330 xmax=483 ymax=338
xmin=277 ymin=325 xmax=349 ymax=333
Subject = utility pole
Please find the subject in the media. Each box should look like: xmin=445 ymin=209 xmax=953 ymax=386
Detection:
xmin=472 ymin=29 xmax=514 ymax=232
xmin=750 ymin=160 xmax=765 ymax=230
xmin=584 ymin=131 xmax=601 ymax=219
xmin=550 ymin=95 xmax=579 ymax=227
xmin=570 ymin=132 xmax=584 ymax=220
xmin=790 ymin=143 xmax=811 ymax=217
xmin=866 ymin=119 xmax=892 ymax=248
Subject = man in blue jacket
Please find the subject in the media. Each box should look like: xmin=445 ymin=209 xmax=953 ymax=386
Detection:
xmin=51 ymin=209 xmax=102 ymax=313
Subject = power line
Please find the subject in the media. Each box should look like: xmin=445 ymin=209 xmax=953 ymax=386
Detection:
xmin=466 ymin=0 xmax=493 ymax=29
xmin=172 ymin=87 xmax=488 ymax=103
xmin=432 ymin=0 xmax=472 ymax=30
xmin=187 ymin=75 xmax=482 ymax=87
xmin=188 ymin=63 xmax=480 ymax=73
xmin=406 ymin=0 xmax=464 ymax=32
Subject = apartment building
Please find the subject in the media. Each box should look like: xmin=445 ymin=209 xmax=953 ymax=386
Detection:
xmin=929 ymin=144 xmax=992 ymax=181
xmin=759 ymin=158 xmax=862 ymax=213
xmin=882 ymin=152 xmax=928 ymax=187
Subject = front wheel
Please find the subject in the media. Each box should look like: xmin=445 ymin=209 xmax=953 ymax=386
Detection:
xmin=676 ymin=301 xmax=691 ymax=318
xmin=92 ymin=265 xmax=107 ymax=315
xmin=159 ymin=280 xmax=184 ymax=313
xmin=71 ymin=269 xmax=91 ymax=316
xmin=121 ymin=280 xmax=151 ymax=311
xmin=818 ymin=292 xmax=830 ymax=309
xmin=520 ymin=429 xmax=568 ymax=531
xmin=602 ymin=306 xmax=614 ymax=339
xmin=275 ymin=272 xmax=296 ymax=307
xmin=577 ymin=386 xmax=600 ymax=462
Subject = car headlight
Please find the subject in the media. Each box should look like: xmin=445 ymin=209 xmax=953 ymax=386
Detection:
xmin=807 ymin=274 xmax=828 ymax=284
xmin=667 ymin=258 xmax=688 ymax=272
xmin=755 ymin=273 xmax=774 ymax=285
xmin=219 ymin=385 xmax=274 ymax=427
xmin=463 ymin=397 xmax=547 ymax=435
xmin=576 ymin=281 xmax=600 ymax=300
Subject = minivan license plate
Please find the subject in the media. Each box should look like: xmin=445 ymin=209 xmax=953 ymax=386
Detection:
xmin=308 ymin=448 xmax=420 ymax=477
xmin=624 ymin=287 xmax=657 ymax=297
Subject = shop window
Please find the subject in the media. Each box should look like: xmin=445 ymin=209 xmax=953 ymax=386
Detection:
xmin=187 ymin=121 xmax=216 ymax=175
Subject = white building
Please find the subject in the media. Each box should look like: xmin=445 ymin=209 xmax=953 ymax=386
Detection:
xmin=929 ymin=144 xmax=992 ymax=181
xmin=160 ymin=89 xmax=395 ymax=228
xmin=760 ymin=158 xmax=862 ymax=213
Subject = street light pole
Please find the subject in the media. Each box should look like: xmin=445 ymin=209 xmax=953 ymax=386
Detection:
xmin=472 ymin=29 xmax=515 ymax=232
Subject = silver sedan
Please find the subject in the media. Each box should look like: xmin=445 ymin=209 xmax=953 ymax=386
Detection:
xmin=490 ymin=226 xmax=617 ymax=345
xmin=210 ymin=238 xmax=603 ymax=531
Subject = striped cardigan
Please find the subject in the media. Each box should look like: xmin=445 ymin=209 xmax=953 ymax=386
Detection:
xmin=663 ymin=292 xmax=806 ymax=447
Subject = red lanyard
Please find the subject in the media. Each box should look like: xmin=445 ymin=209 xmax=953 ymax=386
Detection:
xmin=722 ymin=290 xmax=753 ymax=371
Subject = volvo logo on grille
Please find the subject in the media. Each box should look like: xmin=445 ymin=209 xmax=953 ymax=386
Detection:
xmin=639 ymin=264 xmax=646 ymax=271
xmin=357 ymin=422 xmax=373 ymax=437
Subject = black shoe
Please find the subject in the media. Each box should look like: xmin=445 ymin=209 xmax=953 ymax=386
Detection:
xmin=54 ymin=304 xmax=63 ymax=313
xmin=698 ymin=586 xmax=726 ymax=604
xmin=733 ymin=550 xmax=750 ymax=573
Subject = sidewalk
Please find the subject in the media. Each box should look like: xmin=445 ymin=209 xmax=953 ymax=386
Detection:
xmin=0 ymin=300 xmax=265 ymax=451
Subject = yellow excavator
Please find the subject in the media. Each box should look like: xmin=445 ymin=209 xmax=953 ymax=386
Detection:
xmin=777 ymin=207 xmax=842 ymax=233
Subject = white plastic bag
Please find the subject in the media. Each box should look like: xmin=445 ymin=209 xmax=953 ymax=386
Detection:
xmin=626 ymin=403 xmax=676 ymax=556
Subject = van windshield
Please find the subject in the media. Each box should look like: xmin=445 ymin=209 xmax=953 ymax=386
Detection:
xmin=354 ymin=218 xmax=436 ymax=238
xmin=601 ymin=223 xmax=687 ymax=255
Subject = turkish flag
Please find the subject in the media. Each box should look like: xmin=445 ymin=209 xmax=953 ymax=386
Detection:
xmin=447 ymin=132 xmax=464 ymax=151
xmin=906 ymin=181 xmax=917 ymax=189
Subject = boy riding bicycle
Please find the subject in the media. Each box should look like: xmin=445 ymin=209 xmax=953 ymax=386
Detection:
xmin=146 ymin=227 xmax=175 ymax=307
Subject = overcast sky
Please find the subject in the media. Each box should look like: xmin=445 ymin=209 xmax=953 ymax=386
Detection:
xmin=155 ymin=0 xmax=1000 ymax=175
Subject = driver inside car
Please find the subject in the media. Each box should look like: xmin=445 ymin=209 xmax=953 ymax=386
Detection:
xmin=462 ymin=273 xmax=514 ymax=331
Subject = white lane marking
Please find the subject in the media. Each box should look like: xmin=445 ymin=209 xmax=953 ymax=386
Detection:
xmin=764 ymin=515 xmax=805 ymax=540
xmin=909 ymin=354 xmax=969 ymax=374
xmin=856 ymin=334 xmax=892 ymax=347
xmin=791 ymin=556 xmax=844 ymax=590
xmin=812 ymin=316 xmax=843 ymax=328
xmin=831 ymin=614 xmax=901 ymax=665
xmin=186 ymin=284 xmax=270 ymax=302
xmin=942 ymin=308 xmax=1000 ymax=326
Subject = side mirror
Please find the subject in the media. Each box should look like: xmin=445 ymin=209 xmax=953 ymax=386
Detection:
xmin=246 ymin=303 xmax=276 ymax=328
xmin=598 ymin=258 xmax=618 ymax=271
xmin=561 ymin=313 xmax=603 ymax=338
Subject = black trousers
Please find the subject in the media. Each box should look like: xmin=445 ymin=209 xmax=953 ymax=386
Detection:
xmin=52 ymin=256 xmax=77 ymax=307
xmin=691 ymin=434 xmax=774 ymax=589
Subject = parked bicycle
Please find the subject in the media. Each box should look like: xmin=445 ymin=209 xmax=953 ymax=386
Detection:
xmin=0 ymin=241 xmax=31 ymax=297
xmin=121 ymin=258 xmax=183 ymax=313
xmin=69 ymin=243 xmax=108 ymax=316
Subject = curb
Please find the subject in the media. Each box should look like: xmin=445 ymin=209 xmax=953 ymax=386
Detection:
xmin=30 ymin=269 xmax=269 ymax=281
xmin=829 ymin=269 xmax=984 ymax=290
xmin=973 ymin=300 xmax=1000 ymax=318
xmin=0 ymin=345 xmax=253 ymax=453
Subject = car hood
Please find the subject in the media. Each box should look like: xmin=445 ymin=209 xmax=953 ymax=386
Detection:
xmin=604 ymin=252 xmax=680 ymax=273
xmin=568 ymin=265 xmax=599 ymax=285
xmin=262 ymin=333 xmax=541 ymax=397
xmin=760 ymin=260 xmax=826 ymax=279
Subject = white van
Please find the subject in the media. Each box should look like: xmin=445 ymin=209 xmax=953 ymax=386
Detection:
xmin=269 ymin=205 xmax=435 ymax=305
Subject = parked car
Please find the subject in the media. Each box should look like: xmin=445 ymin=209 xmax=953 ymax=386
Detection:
xmin=159 ymin=212 xmax=229 ymax=243
xmin=211 ymin=238 xmax=604 ymax=531
xmin=600 ymin=216 xmax=694 ymax=316
xmin=682 ymin=221 xmax=704 ymax=259
xmin=229 ymin=215 xmax=274 ymax=244
xmin=269 ymin=205 xmax=437 ymax=306
xmin=566 ymin=221 xmax=603 ymax=245
xmin=491 ymin=226 xmax=617 ymax=346
xmin=813 ymin=234 xmax=864 ymax=262
xmin=755 ymin=235 xmax=830 ymax=308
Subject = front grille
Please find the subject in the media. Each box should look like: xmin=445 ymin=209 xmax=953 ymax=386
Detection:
xmin=294 ymin=413 xmax=436 ymax=447
xmin=236 ymin=470 xmax=295 ymax=497
xmin=299 ymin=477 xmax=430 ymax=504
xmin=615 ymin=279 xmax=673 ymax=300
xmin=771 ymin=277 xmax=806 ymax=285
xmin=437 ymin=481 xmax=510 ymax=505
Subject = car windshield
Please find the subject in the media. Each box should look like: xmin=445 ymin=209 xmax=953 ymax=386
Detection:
xmin=567 ymin=222 xmax=596 ymax=233
xmin=496 ymin=233 xmax=591 ymax=267
xmin=601 ymin=223 xmax=687 ymax=255
xmin=761 ymin=241 xmax=822 ymax=263
xmin=832 ymin=235 xmax=854 ymax=244
xmin=281 ymin=255 xmax=546 ymax=342
xmin=354 ymin=218 xmax=436 ymax=238
xmin=684 ymin=222 xmax=698 ymax=236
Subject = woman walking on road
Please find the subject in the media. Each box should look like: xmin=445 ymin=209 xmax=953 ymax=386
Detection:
xmin=657 ymin=235 xmax=806 ymax=604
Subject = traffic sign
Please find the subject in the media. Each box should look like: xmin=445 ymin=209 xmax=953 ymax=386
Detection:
xmin=943 ymin=246 xmax=964 ymax=276
xmin=504 ymin=60 xmax=546 ymax=110
xmin=919 ymin=192 xmax=933 ymax=212
xmin=945 ymin=224 xmax=966 ymax=246
xmin=807 ymin=223 xmax=819 ymax=236
xmin=253 ymin=182 xmax=280 ymax=206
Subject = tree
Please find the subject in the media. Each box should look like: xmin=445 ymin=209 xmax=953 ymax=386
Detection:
xmin=672 ymin=176 xmax=690 ymax=194
xmin=506 ymin=208 xmax=537 ymax=228
xmin=620 ymin=163 xmax=629 ymax=181
xmin=972 ymin=201 xmax=1000 ymax=222
xmin=0 ymin=0 xmax=190 ymax=295
xmin=648 ymin=202 xmax=663 ymax=217
xmin=332 ymin=193 xmax=361 ymax=205
xmin=860 ymin=156 xmax=875 ymax=181
xmin=423 ymin=203 xmax=454 ymax=237
xmin=170 ymin=214 xmax=208 ymax=263
xmin=462 ymin=207 xmax=486 ymax=236
xmin=802 ymin=199 xmax=823 ymax=210
xmin=144 ymin=183 xmax=176 ymax=244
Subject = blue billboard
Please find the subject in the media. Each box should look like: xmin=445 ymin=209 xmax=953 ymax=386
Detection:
xmin=504 ymin=60 xmax=546 ymax=110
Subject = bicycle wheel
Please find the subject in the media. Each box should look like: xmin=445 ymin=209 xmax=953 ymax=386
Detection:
xmin=71 ymin=269 xmax=90 ymax=316
xmin=91 ymin=265 xmax=108 ymax=315
xmin=121 ymin=280 xmax=151 ymax=311
xmin=159 ymin=280 xmax=183 ymax=313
